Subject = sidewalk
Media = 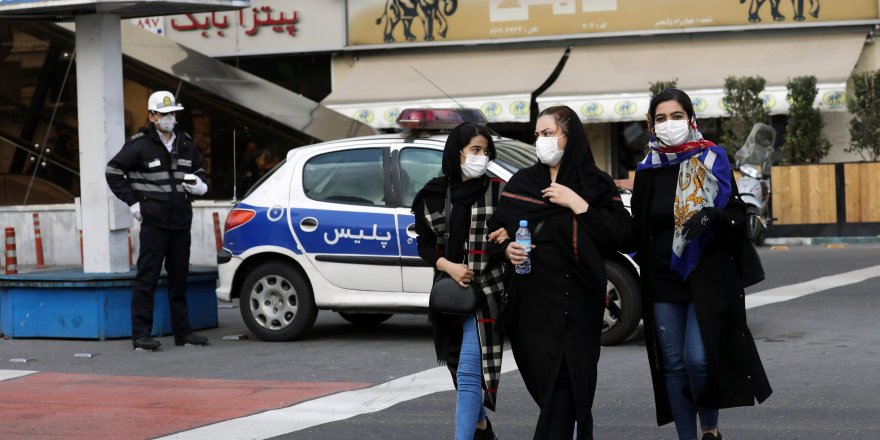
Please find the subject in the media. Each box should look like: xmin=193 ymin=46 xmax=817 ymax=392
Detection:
xmin=764 ymin=236 xmax=880 ymax=246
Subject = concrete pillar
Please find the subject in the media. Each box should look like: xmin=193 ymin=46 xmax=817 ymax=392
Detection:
xmin=75 ymin=14 xmax=130 ymax=273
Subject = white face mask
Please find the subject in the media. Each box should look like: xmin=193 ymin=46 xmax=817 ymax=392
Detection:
xmin=535 ymin=136 xmax=564 ymax=166
xmin=460 ymin=153 xmax=489 ymax=179
xmin=654 ymin=119 xmax=690 ymax=147
xmin=155 ymin=113 xmax=177 ymax=132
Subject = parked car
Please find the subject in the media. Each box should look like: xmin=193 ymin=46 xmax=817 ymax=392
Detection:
xmin=216 ymin=109 xmax=642 ymax=345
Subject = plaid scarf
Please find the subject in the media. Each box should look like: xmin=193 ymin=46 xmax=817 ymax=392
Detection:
xmin=422 ymin=178 xmax=506 ymax=411
xmin=636 ymin=118 xmax=732 ymax=279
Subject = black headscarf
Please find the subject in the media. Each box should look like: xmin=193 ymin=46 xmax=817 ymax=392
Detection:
xmin=493 ymin=106 xmax=620 ymax=263
xmin=411 ymin=122 xmax=495 ymax=264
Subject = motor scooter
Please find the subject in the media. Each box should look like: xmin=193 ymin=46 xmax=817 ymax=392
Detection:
xmin=734 ymin=123 xmax=775 ymax=246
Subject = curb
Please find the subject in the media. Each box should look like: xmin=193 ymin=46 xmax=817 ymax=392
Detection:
xmin=764 ymin=236 xmax=880 ymax=246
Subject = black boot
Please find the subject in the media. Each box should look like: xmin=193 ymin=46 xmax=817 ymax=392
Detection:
xmin=701 ymin=431 xmax=722 ymax=440
xmin=133 ymin=337 xmax=161 ymax=350
xmin=474 ymin=417 xmax=498 ymax=440
xmin=174 ymin=333 xmax=209 ymax=346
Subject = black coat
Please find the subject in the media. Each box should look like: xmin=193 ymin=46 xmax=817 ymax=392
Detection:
xmin=626 ymin=168 xmax=772 ymax=426
xmin=494 ymin=165 xmax=630 ymax=436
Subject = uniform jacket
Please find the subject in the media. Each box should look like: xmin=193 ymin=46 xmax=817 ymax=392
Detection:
xmin=106 ymin=127 xmax=207 ymax=230
xmin=626 ymin=168 xmax=773 ymax=426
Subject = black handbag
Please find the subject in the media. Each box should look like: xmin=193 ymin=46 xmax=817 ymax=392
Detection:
xmin=733 ymin=225 xmax=765 ymax=288
xmin=428 ymin=185 xmax=479 ymax=315
xmin=430 ymin=275 xmax=478 ymax=315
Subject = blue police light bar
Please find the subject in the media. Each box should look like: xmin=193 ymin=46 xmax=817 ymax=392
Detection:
xmin=396 ymin=108 xmax=488 ymax=130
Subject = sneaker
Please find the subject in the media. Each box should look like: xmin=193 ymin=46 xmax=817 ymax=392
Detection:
xmin=132 ymin=337 xmax=161 ymax=350
xmin=474 ymin=417 xmax=498 ymax=440
xmin=174 ymin=333 xmax=209 ymax=346
xmin=701 ymin=432 xmax=722 ymax=440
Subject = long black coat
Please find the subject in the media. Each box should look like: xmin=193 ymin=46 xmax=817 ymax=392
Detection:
xmin=494 ymin=165 xmax=631 ymax=437
xmin=626 ymin=168 xmax=772 ymax=426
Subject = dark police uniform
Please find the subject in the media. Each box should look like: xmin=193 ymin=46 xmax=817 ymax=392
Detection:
xmin=105 ymin=127 xmax=207 ymax=342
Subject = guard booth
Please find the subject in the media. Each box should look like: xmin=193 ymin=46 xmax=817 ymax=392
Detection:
xmin=0 ymin=0 xmax=376 ymax=340
xmin=0 ymin=0 xmax=250 ymax=339
xmin=0 ymin=0 xmax=374 ymax=339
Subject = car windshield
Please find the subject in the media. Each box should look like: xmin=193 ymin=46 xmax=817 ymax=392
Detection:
xmin=494 ymin=139 xmax=537 ymax=174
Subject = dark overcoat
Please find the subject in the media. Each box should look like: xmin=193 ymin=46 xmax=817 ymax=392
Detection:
xmin=627 ymin=168 xmax=773 ymax=426
xmin=494 ymin=165 xmax=631 ymax=439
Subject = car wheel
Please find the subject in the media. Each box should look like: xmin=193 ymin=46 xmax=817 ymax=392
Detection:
xmin=601 ymin=260 xmax=642 ymax=346
xmin=338 ymin=312 xmax=393 ymax=326
xmin=239 ymin=262 xmax=317 ymax=342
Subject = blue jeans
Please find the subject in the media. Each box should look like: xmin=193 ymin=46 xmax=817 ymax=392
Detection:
xmin=455 ymin=314 xmax=486 ymax=440
xmin=654 ymin=301 xmax=719 ymax=440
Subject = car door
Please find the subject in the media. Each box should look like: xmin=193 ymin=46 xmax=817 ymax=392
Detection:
xmin=392 ymin=144 xmax=444 ymax=293
xmin=289 ymin=146 xmax=403 ymax=292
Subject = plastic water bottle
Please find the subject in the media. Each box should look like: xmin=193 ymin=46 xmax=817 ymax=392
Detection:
xmin=515 ymin=220 xmax=531 ymax=274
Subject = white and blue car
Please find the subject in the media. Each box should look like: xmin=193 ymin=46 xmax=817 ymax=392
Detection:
xmin=216 ymin=109 xmax=642 ymax=345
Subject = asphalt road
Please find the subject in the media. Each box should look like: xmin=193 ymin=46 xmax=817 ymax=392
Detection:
xmin=1 ymin=243 xmax=878 ymax=439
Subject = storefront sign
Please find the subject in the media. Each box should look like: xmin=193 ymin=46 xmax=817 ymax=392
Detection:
xmin=348 ymin=0 xmax=878 ymax=47
xmin=329 ymin=96 xmax=533 ymax=129
xmin=152 ymin=0 xmax=345 ymax=56
xmin=539 ymin=83 xmax=848 ymax=123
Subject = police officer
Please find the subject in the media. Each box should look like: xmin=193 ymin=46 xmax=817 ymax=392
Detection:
xmin=106 ymin=91 xmax=209 ymax=350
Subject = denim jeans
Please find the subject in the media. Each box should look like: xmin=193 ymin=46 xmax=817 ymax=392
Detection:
xmin=455 ymin=314 xmax=486 ymax=440
xmin=654 ymin=301 xmax=719 ymax=440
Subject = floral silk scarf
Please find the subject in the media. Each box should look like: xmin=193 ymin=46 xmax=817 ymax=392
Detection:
xmin=636 ymin=119 xmax=733 ymax=279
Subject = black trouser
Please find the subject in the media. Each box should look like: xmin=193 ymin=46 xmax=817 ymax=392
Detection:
xmin=534 ymin=361 xmax=595 ymax=440
xmin=131 ymin=223 xmax=193 ymax=340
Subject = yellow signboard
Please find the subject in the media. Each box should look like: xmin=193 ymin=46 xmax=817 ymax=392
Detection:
xmin=348 ymin=0 xmax=878 ymax=46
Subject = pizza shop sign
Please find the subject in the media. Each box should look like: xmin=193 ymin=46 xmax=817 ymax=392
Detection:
xmin=169 ymin=7 xmax=299 ymax=38
xmin=132 ymin=0 xmax=346 ymax=56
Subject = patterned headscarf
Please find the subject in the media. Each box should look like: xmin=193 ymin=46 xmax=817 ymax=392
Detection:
xmin=636 ymin=117 xmax=733 ymax=280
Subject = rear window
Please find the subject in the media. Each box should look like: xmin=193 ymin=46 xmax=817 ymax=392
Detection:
xmin=242 ymin=158 xmax=286 ymax=199
xmin=303 ymin=148 xmax=386 ymax=206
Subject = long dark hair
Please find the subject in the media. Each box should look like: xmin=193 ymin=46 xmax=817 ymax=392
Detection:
xmin=450 ymin=122 xmax=496 ymax=160
xmin=648 ymin=88 xmax=696 ymax=124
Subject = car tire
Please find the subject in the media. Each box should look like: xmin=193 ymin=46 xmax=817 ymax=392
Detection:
xmin=601 ymin=260 xmax=642 ymax=346
xmin=239 ymin=262 xmax=318 ymax=342
xmin=338 ymin=312 xmax=393 ymax=326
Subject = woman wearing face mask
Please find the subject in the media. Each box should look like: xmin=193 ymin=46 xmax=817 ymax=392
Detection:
xmin=491 ymin=106 xmax=630 ymax=439
xmin=412 ymin=122 xmax=508 ymax=440
xmin=623 ymin=88 xmax=772 ymax=440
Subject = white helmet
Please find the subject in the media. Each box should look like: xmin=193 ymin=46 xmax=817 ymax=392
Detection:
xmin=147 ymin=91 xmax=184 ymax=113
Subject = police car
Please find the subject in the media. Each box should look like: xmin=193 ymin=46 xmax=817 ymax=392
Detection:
xmin=216 ymin=109 xmax=642 ymax=345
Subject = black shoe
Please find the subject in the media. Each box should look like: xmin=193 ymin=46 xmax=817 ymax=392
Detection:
xmin=701 ymin=432 xmax=722 ymax=440
xmin=474 ymin=417 xmax=498 ymax=440
xmin=174 ymin=333 xmax=209 ymax=346
xmin=133 ymin=337 xmax=161 ymax=350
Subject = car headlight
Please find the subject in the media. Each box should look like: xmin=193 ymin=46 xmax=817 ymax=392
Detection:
xmin=740 ymin=164 xmax=761 ymax=179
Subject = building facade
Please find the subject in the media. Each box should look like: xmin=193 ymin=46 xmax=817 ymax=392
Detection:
xmin=0 ymin=0 xmax=878 ymax=205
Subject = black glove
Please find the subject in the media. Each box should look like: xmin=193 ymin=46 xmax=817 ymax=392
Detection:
xmin=682 ymin=207 xmax=721 ymax=240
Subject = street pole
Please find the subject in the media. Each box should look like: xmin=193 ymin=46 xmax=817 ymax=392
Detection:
xmin=75 ymin=13 xmax=130 ymax=273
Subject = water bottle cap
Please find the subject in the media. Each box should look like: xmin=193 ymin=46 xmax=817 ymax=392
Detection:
xmin=519 ymin=220 xmax=528 ymax=227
